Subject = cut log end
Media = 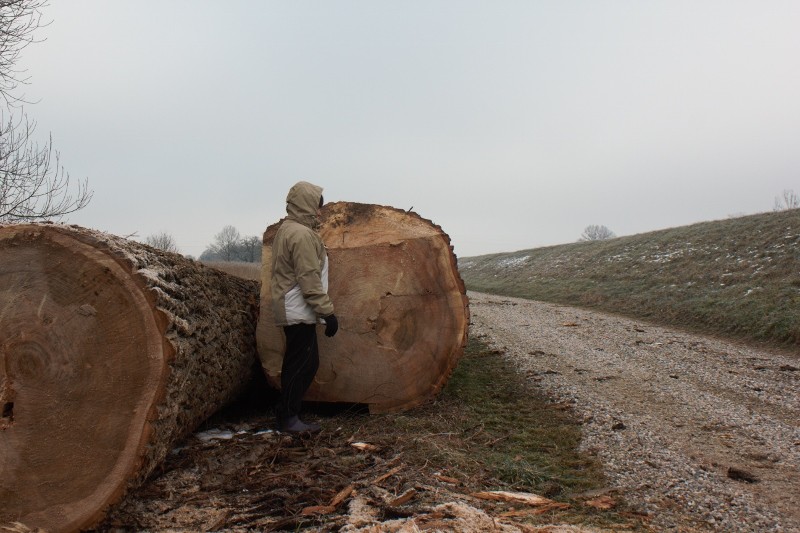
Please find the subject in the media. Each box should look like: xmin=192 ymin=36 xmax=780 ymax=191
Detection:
xmin=0 ymin=225 xmax=166 ymax=531
xmin=258 ymin=202 xmax=470 ymax=413
xmin=1 ymin=224 xmax=260 ymax=533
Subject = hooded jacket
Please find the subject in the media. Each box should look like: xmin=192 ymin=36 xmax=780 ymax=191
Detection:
xmin=270 ymin=181 xmax=335 ymax=326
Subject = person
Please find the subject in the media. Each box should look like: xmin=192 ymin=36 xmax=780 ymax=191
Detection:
xmin=270 ymin=181 xmax=338 ymax=433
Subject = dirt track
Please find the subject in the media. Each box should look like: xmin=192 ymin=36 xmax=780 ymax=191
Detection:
xmin=468 ymin=291 xmax=800 ymax=532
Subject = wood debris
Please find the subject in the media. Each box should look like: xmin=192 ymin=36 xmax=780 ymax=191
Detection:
xmin=329 ymin=485 xmax=355 ymax=507
xmin=584 ymin=495 xmax=617 ymax=510
xmin=433 ymin=473 xmax=460 ymax=484
xmin=389 ymin=488 xmax=417 ymax=507
xmin=350 ymin=442 xmax=378 ymax=452
xmin=471 ymin=490 xmax=554 ymax=506
xmin=300 ymin=505 xmax=335 ymax=516
xmin=372 ymin=465 xmax=403 ymax=485
xmin=499 ymin=502 xmax=571 ymax=517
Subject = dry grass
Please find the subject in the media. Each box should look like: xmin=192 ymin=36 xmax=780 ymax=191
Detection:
xmin=203 ymin=260 xmax=261 ymax=281
xmin=460 ymin=209 xmax=800 ymax=347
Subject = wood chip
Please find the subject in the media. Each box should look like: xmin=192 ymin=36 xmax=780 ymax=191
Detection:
xmin=329 ymin=485 xmax=355 ymax=507
xmin=561 ymin=322 xmax=579 ymax=327
xmin=372 ymin=465 xmax=403 ymax=485
xmin=300 ymin=505 xmax=335 ymax=516
xmin=584 ymin=495 xmax=617 ymax=510
xmin=432 ymin=473 xmax=459 ymax=484
xmin=388 ymin=488 xmax=417 ymax=507
xmin=471 ymin=490 xmax=554 ymax=506
xmin=499 ymin=502 xmax=571 ymax=517
xmin=350 ymin=442 xmax=378 ymax=452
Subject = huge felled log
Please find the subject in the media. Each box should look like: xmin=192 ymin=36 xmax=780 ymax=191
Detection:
xmin=0 ymin=224 xmax=259 ymax=533
xmin=257 ymin=202 xmax=469 ymax=413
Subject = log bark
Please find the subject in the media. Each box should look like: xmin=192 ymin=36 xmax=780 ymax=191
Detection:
xmin=0 ymin=224 xmax=259 ymax=532
xmin=257 ymin=202 xmax=469 ymax=413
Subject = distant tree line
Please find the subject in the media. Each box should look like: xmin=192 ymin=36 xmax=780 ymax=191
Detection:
xmin=199 ymin=225 xmax=261 ymax=263
xmin=142 ymin=225 xmax=261 ymax=263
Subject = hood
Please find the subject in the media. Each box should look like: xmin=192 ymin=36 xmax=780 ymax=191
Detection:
xmin=286 ymin=181 xmax=323 ymax=229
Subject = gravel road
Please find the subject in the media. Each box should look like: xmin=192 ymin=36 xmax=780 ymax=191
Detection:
xmin=468 ymin=291 xmax=800 ymax=532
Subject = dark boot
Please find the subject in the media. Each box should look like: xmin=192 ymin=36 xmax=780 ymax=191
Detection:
xmin=281 ymin=415 xmax=321 ymax=434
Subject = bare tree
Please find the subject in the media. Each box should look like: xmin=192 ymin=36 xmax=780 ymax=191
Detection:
xmin=239 ymin=235 xmax=261 ymax=263
xmin=199 ymin=230 xmax=261 ymax=263
xmin=145 ymin=231 xmax=179 ymax=253
xmin=0 ymin=0 xmax=92 ymax=223
xmin=579 ymin=224 xmax=616 ymax=241
xmin=773 ymin=189 xmax=800 ymax=211
xmin=1 ymin=114 xmax=91 ymax=222
xmin=210 ymin=225 xmax=241 ymax=261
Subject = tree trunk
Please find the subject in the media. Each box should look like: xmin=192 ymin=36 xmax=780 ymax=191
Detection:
xmin=0 ymin=224 xmax=259 ymax=533
xmin=257 ymin=202 xmax=469 ymax=413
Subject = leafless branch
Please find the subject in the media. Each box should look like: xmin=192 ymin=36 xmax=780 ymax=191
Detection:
xmin=0 ymin=0 xmax=49 ymax=107
xmin=0 ymin=110 xmax=92 ymax=222
xmin=145 ymin=231 xmax=180 ymax=253
xmin=773 ymin=189 xmax=800 ymax=211
xmin=0 ymin=1 xmax=92 ymax=223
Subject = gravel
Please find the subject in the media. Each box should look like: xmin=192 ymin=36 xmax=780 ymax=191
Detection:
xmin=468 ymin=291 xmax=800 ymax=532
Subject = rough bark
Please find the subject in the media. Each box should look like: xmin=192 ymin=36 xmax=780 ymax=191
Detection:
xmin=0 ymin=223 xmax=259 ymax=532
xmin=257 ymin=202 xmax=469 ymax=413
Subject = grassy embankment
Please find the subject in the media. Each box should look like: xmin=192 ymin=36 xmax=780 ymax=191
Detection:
xmin=460 ymin=209 xmax=800 ymax=347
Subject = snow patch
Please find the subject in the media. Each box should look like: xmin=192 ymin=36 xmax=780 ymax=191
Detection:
xmin=496 ymin=255 xmax=530 ymax=268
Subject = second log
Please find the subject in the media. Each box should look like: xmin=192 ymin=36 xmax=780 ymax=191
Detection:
xmin=257 ymin=202 xmax=470 ymax=413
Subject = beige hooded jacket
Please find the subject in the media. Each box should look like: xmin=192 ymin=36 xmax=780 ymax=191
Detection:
xmin=270 ymin=181 xmax=335 ymax=326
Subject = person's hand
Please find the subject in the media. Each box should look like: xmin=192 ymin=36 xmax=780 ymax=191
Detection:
xmin=324 ymin=314 xmax=338 ymax=337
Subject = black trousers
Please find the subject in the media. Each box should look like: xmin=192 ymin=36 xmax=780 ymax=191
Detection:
xmin=278 ymin=323 xmax=319 ymax=420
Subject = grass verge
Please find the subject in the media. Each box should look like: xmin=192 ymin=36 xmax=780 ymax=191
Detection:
xmin=364 ymin=336 xmax=644 ymax=529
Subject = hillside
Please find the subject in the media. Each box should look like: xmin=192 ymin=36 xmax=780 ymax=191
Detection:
xmin=459 ymin=209 xmax=800 ymax=347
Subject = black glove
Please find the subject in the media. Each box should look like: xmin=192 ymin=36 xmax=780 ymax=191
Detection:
xmin=324 ymin=314 xmax=339 ymax=337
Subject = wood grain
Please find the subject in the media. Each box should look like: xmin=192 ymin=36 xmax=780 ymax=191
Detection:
xmin=257 ymin=202 xmax=469 ymax=413
xmin=0 ymin=224 xmax=259 ymax=532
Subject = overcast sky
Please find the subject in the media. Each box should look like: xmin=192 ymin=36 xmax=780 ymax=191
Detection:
xmin=16 ymin=1 xmax=800 ymax=258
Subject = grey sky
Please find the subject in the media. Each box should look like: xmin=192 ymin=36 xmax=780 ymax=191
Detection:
xmin=16 ymin=1 xmax=800 ymax=258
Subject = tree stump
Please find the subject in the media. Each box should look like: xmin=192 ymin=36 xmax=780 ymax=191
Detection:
xmin=0 ymin=224 xmax=259 ymax=533
xmin=257 ymin=203 xmax=469 ymax=413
